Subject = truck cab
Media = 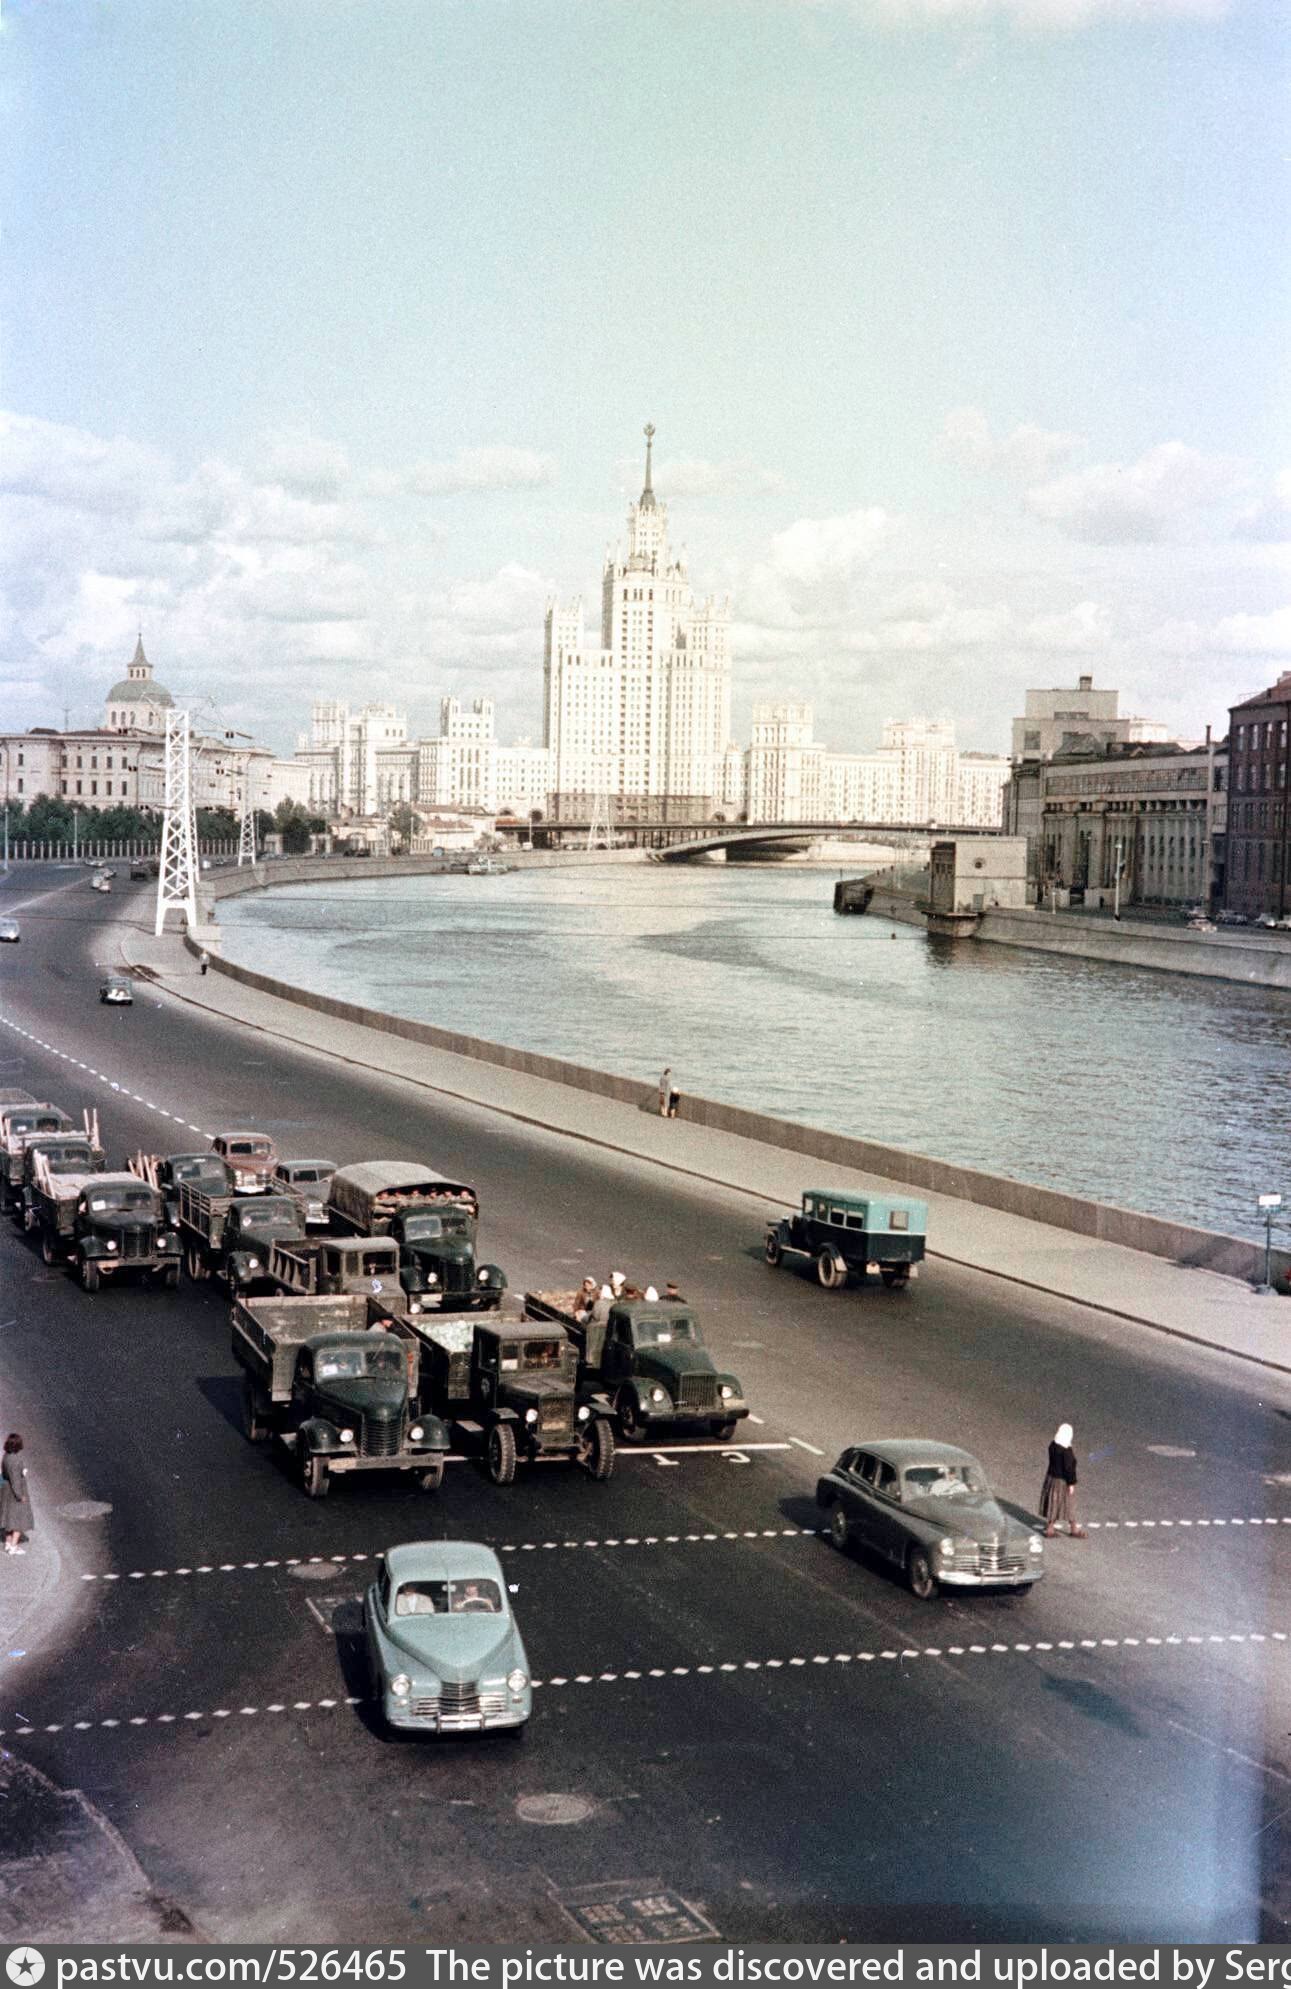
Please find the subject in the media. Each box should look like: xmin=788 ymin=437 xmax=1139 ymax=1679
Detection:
xmin=210 ymin=1131 xmax=277 ymax=1194
xmin=144 ymin=1151 xmax=231 ymax=1228
xmin=766 ymin=1188 xmax=928 ymax=1291
xmin=414 ymin=1317 xmax=614 ymax=1485
xmin=394 ymin=1205 xmax=506 ymax=1311
xmin=3 ymin=1104 xmax=75 ymax=1197
xmin=584 ymin=1300 xmax=747 ymax=1442
xmin=221 ymin=1194 xmax=308 ymax=1291
xmin=289 ymin=1331 xmax=447 ymax=1499
xmin=74 ymin=1174 xmax=180 ymax=1292
xmin=18 ymin=1133 xmax=104 ymax=1232
xmin=270 ymin=1235 xmax=407 ymax=1305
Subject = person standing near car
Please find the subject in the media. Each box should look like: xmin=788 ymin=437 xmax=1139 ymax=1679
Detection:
xmin=1 ymin=1433 xmax=32 ymax=1555
xmin=1040 ymin=1422 xmax=1086 ymax=1538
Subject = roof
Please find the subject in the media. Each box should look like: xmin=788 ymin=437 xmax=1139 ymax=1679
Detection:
xmin=805 ymin=1187 xmax=927 ymax=1212
xmin=278 ymin=1159 xmax=337 ymax=1174
xmin=849 ymin=1439 xmax=981 ymax=1469
xmin=105 ymin=678 xmax=174 ymax=706
xmin=331 ymin=1161 xmax=470 ymax=1194
xmin=383 ymin=1540 xmax=506 ymax=1585
xmin=615 ymin=1298 xmax=692 ymax=1321
xmin=92 ymin=1171 xmax=156 ymax=1191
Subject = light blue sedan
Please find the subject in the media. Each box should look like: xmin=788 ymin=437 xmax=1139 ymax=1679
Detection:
xmin=364 ymin=1541 xmax=532 ymax=1735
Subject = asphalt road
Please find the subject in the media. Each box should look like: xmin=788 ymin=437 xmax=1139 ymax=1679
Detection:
xmin=1 ymin=864 xmax=1289 ymax=1944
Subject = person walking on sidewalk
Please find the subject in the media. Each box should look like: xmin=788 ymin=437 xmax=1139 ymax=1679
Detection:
xmin=198 ymin=949 xmax=210 ymax=976
xmin=1039 ymin=1423 xmax=1086 ymax=1539
xmin=1 ymin=1433 xmax=32 ymax=1555
xmin=658 ymin=1068 xmax=672 ymax=1117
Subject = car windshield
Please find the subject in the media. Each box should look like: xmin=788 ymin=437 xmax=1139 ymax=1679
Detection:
xmin=48 ymin=1147 xmax=93 ymax=1173
xmin=173 ymin=1158 xmax=222 ymax=1182
xmin=633 ymin=1316 xmax=696 ymax=1346
xmin=87 ymin=1187 xmax=154 ymax=1214
xmin=393 ymin=1578 xmax=503 ymax=1616
xmin=227 ymin=1140 xmax=271 ymax=1158
xmin=243 ymin=1200 xmax=298 ymax=1227
xmin=314 ymin=1344 xmax=403 ymax=1381
xmin=521 ymin=1339 xmax=564 ymax=1369
xmin=401 ymin=1213 xmax=445 ymax=1239
xmin=903 ymin=1462 xmax=987 ymax=1499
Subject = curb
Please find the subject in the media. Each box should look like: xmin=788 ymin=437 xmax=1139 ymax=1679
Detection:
xmin=120 ymin=933 xmax=1291 ymax=1379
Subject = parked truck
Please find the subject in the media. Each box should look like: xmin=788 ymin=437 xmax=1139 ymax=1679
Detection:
xmin=131 ymin=1150 xmax=232 ymax=1230
xmin=178 ymin=1181 xmax=307 ymax=1289
xmin=393 ymin=1313 xmax=615 ymax=1485
xmin=326 ymin=1161 xmax=505 ymax=1310
xmin=231 ymin=1291 xmax=450 ymax=1497
xmin=2 ymin=1101 xmax=75 ymax=1205
xmin=17 ymin=1117 xmax=105 ymax=1234
xmin=268 ymin=1234 xmax=408 ymax=1307
xmin=31 ymin=1159 xmax=182 ymax=1291
xmin=525 ymin=1290 xmax=749 ymax=1442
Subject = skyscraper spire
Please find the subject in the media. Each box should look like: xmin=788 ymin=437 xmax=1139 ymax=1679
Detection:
xmin=640 ymin=423 xmax=656 ymax=509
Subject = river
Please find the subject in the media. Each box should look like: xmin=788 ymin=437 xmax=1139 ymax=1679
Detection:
xmin=219 ymin=863 xmax=1290 ymax=1245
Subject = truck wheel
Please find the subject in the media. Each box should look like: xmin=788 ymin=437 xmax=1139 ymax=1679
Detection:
xmin=41 ymin=1232 xmax=55 ymax=1266
xmin=907 ymin=1547 xmax=937 ymax=1600
xmin=81 ymin=1260 xmax=100 ymax=1293
xmin=880 ymin=1265 xmax=910 ymax=1290
xmin=486 ymin=1422 xmax=516 ymax=1486
xmin=163 ymin=1263 xmax=180 ymax=1289
xmin=242 ymin=1377 xmax=271 ymax=1444
xmin=816 ymin=1249 xmax=846 ymax=1290
xmin=185 ymin=1244 xmax=208 ymax=1282
xmin=764 ymin=1232 xmax=782 ymax=1266
xmin=301 ymin=1446 xmax=330 ymax=1499
xmin=616 ymin=1390 xmax=645 ymax=1443
xmin=22 ymin=1206 xmax=36 ymax=1233
xmin=710 ymin=1419 xmax=738 ymax=1441
xmin=829 ymin=1504 xmax=850 ymax=1553
xmin=585 ymin=1417 xmax=615 ymax=1482
xmin=418 ymin=1458 xmax=445 ymax=1493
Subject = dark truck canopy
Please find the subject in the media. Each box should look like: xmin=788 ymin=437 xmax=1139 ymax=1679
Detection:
xmin=328 ymin=1161 xmax=479 ymax=1228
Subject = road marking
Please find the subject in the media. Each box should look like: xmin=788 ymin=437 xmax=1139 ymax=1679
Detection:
xmin=0 ymin=1012 xmax=214 ymax=1141
xmin=789 ymin=1436 xmax=826 ymax=1457
xmin=5 ymin=1628 xmax=1286 ymax=1742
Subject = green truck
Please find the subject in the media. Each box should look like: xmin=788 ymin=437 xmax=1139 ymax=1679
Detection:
xmin=525 ymin=1290 xmax=748 ymax=1441
xmin=33 ymin=1163 xmax=181 ymax=1291
xmin=268 ymin=1234 xmax=408 ymax=1308
xmin=178 ymin=1181 xmax=308 ymax=1289
xmin=231 ymin=1291 xmax=450 ymax=1498
xmin=326 ymin=1162 xmax=506 ymax=1311
xmin=16 ymin=1124 xmax=106 ymax=1236
xmin=2 ymin=1101 xmax=75 ymax=1205
xmin=394 ymin=1313 xmax=616 ymax=1485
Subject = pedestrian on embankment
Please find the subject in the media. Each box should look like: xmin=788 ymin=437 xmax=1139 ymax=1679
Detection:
xmin=198 ymin=949 xmax=210 ymax=976
xmin=658 ymin=1067 xmax=672 ymax=1117
xmin=1040 ymin=1423 xmax=1086 ymax=1539
xmin=1 ymin=1433 xmax=32 ymax=1555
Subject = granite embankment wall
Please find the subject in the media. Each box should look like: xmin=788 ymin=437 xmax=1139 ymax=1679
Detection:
xmin=199 ymin=861 xmax=1286 ymax=1286
xmin=206 ymin=846 xmax=645 ymax=907
xmin=971 ymin=907 xmax=1291 ymax=989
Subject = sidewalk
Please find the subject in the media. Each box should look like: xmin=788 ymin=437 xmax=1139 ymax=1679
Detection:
xmin=121 ymin=924 xmax=1291 ymax=1380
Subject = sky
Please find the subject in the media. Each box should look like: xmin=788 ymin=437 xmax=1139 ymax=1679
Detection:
xmin=2 ymin=0 xmax=1288 ymax=759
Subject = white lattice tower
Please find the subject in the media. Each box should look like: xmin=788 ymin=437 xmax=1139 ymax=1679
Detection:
xmin=586 ymin=793 xmax=613 ymax=850
xmin=237 ymin=772 xmax=257 ymax=868
xmin=155 ymin=708 xmax=199 ymax=935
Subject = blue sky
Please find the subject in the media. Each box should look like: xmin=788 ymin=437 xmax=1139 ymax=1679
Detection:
xmin=2 ymin=0 xmax=1288 ymax=756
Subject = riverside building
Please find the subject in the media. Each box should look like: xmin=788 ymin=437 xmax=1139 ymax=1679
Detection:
xmin=543 ymin=426 xmax=734 ymax=822
xmin=1225 ymin=671 xmax=1291 ymax=920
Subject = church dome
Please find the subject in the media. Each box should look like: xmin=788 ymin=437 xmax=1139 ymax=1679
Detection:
xmin=106 ymin=636 xmax=173 ymax=709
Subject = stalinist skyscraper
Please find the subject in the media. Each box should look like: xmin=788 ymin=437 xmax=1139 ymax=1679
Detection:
xmin=543 ymin=427 xmax=733 ymax=821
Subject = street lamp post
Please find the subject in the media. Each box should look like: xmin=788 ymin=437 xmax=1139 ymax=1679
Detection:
xmin=1113 ymin=836 xmax=1124 ymax=922
xmin=1257 ymin=1192 xmax=1283 ymax=1294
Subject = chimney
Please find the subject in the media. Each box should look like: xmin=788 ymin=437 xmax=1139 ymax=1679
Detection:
xmin=1078 ymin=675 xmax=1093 ymax=692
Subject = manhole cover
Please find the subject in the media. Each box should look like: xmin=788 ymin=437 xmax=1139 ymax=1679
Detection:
xmin=57 ymin=1500 xmax=112 ymax=1521
xmin=290 ymin=1561 xmax=344 ymax=1582
xmin=1146 ymin=1445 xmax=1196 ymax=1458
xmin=515 ymin=1793 xmax=597 ymax=1826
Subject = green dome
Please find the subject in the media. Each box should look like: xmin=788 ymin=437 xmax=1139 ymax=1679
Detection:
xmin=106 ymin=676 xmax=173 ymax=706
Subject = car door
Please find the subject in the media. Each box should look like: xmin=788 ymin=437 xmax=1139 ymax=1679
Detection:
xmin=840 ymin=1450 xmax=882 ymax=1549
xmin=864 ymin=1459 xmax=909 ymax=1564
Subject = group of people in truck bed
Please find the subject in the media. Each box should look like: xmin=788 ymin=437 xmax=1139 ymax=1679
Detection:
xmin=571 ymin=1272 xmax=684 ymax=1323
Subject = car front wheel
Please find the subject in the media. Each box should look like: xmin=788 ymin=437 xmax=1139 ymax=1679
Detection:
xmin=617 ymin=1390 xmax=645 ymax=1443
xmin=816 ymin=1249 xmax=846 ymax=1290
xmin=301 ymin=1446 xmax=329 ymax=1499
xmin=487 ymin=1422 xmax=517 ymax=1485
xmin=81 ymin=1259 xmax=101 ymax=1293
xmin=829 ymin=1504 xmax=850 ymax=1551
xmin=764 ymin=1232 xmax=782 ymax=1267
xmin=907 ymin=1547 xmax=937 ymax=1600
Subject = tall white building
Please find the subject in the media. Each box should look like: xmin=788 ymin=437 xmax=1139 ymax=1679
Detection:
xmin=295 ymin=701 xmax=414 ymax=815
xmin=743 ymin=705 xmax=1007 ymax=827
xmin=544 ymin=427 xmax=732 ymax=821
xmin=746 ymin=702 xmax=823 ymax=822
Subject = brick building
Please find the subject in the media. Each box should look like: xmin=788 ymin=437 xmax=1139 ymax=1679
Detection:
xmin=1224 ymin=672 xmax=1291 ymax=919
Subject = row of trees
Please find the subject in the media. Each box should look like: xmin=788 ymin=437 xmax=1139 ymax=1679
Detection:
xmin=2 ymin=795 xmax=331 ymax=852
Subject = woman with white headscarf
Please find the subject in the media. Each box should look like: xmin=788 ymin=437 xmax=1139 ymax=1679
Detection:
xmin=1040 ymin=1423 xmax=1086 ymax=1538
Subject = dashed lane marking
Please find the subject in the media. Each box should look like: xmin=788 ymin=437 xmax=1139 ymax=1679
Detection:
xmin=0 ymin=1013 xmax=214 ymax=1141
xmin=4 ymin=1630 xmax=1286 ymax=1740
xmin=75 ymin=1512 xmax=1291 ymax=1588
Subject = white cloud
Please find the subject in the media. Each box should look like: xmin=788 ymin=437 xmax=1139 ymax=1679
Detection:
xmin=260 ymin=431 xmax=351 ymax=500
xmin=1213 ymin=607 xmax=1291 ymax=654
xmin=1022 ymin=600 xmax=1111 ymax=649
xmin=391 ymin=446 xmax=556 ymax=497
xmin=1025 ymin=441 xmax=1248 ymax=544
xmin=0 ymin=411 xmax=166 ymax=515
xmin=941 ymin=406 xmax=1083 ymax=483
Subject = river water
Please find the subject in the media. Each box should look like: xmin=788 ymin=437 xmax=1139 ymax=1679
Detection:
xmin=220 ymin=864 xmax=1290 ymax=1245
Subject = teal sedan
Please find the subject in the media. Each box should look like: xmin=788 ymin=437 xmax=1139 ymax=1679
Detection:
xmin=364 ymin=1541 xmax=532 ymax=1735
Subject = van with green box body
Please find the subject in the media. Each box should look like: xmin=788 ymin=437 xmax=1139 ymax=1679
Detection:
xmin=327 ymin=1162 xmax=506 ymax=1311
xmin=765 ymin=1188 xmax=928 ymax=1291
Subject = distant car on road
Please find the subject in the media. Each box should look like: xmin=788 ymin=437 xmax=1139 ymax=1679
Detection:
xmin=129 ymin=862 xmax=151 ymax=881
xmin=99 ymin=973 xmax=135 ymax=1005
xmin=816 ymin=1439 xmax=1044 ymax=1600
xmin=1216 ymin=909 xmax=1247 ymax=926
xmin=364 ymin=1541 xmax=532 ymax=1735
xmin=0 ymin=919 xmax=19 ymax=943
xmin=210 ymin=1130 xmax=278 ymax=1194
xmin=272 ymin=1157 xmax=339 ymax=1227
xmin=766 ymin=1187 xmax=927 ymax=1291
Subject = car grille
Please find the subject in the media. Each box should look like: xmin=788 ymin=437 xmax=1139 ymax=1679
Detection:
xmin=408 ymin=1682 xmax=509 ymax=1728
xmin=118 ymin=1227 xmax=155 ymax=1262
xmin=539 ymin=1402 xmax=572 ymax=1440
xmin=677 ymin=1374 xmax=718 ymax=1413
xmin=974 ymin=1544 xmax=1026 ymax=1576
xmin=361 ymin=1411 xmax=405 ymax=1457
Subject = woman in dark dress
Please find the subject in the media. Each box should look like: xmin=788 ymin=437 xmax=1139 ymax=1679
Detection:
xmin=1040 ymin=1422 xmax=1086 ymax=1538
xmin=0 ymin=1433 xmax=33 ymax=1555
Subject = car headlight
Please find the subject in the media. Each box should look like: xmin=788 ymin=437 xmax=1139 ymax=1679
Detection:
xmin=338 ymin=1427 xmax=355 ymax=1443
xmin=719 ymin=1384 xmax=735 ymax=1400
xmin=478 ymin=1269 xmax=491 ymax=1284
xmin=390 ymin=1674 xmax=411 ymax=1699
xmin=649 ymin=1386 xmax=666 ymax=1404
xmin=410 ymin=1301 xmax=422 ymax=1314
xmin=426 ymin=1272 xmax=439 ymax=1286
xmin=507 ymin=1669 xmax=527 ymax=1696
xmin=937 ymin=1537 xmax=955 ymax=1557
xmin=410 ymin=1424 xmax=424 ymax=1441
xmin=247 ymin=1256 xmax=260 ymax=1269
xmin=525 ymin=1407 xmax=538 ymax=1424
xmin=1028 ymin=1534 xmax=1044 ymax=1555
xmin=105 ymin=1239 xmax=118 ymax=1252
xmin=577 ymin=1405 xmax=590 ymax=1421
